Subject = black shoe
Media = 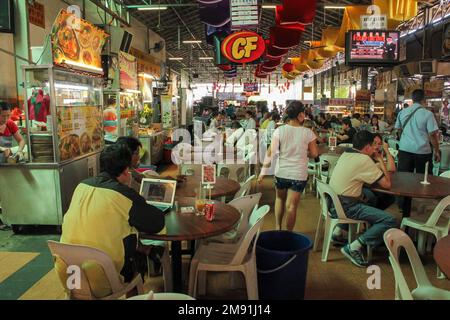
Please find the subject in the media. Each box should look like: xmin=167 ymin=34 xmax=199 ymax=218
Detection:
xmin=331 ymin=234 xmax=347 ymax=246
xmin=341 ymin=244 xmax=369 ymax=268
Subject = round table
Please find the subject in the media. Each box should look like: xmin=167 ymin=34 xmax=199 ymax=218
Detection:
xmin=176 ymin=176 xmax=241 ymax=198
xmin=434 ymin=235 xmax=450 ymax=279
xmin=318 ymin=145 xmax=346 ymax=156
xmin=140 ymin=197 xmax=241 ymax=292
xmin=370 ymin=172 xmax=450 ymax=216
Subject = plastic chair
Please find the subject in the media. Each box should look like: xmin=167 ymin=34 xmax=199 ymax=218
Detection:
xmin=307 ymin=160 xmax=320 ymax=194
xmin=440 ymin=144 xmax=450 ymax=171
xmin=188 ymin=205 xmax=271 ymax=299
xmin=47 ymin=240 xmax=144 ymax=300
xmin=440 ymin=170 xmax=450 ymax=178
xmin=383 ymin=228 xmax=450 ymax=300
xmin=217 ymin=164 xmax=247 ymax=183
xmin=400 ymin=195 xmax=450 ymax=277
xmin=318 ymin=154 xmax=340 ymax=196
xmin=180 ymin=164 xmax=202 ymax=176
xmin=233 ymin=175 xmax=256 ymax=199
xmin=388 ymin=139 xmax=400 ymax=150
xmin=137 ymin=240 xmax=173 ymax=291
xmin=338 ymin=143 xmax=353 ymax=148
xmin=314 ymin=179 xmax=370 ymax=262
xmin=127 ymin=290 xmax=195 ymax=300
xmin=202 ymin=193 xmax=262 ymax=245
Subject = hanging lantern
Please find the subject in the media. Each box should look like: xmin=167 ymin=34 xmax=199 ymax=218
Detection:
xmin=282 ymin=63 xmax=295 ymax=73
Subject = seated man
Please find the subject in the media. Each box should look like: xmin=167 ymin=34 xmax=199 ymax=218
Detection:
xmin=116 ymin=136 xmax=146 ymax=192
xmin=336 ymin=118 xmax=356 ymax=144
xmin=57 ymin=144 xmax=165 ymax=296
xmin=329 ymin=131 xmax=397 ymax=267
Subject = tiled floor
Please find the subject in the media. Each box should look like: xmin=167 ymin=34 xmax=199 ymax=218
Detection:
xmin=0 ymin=165 xmax=449 ymax=300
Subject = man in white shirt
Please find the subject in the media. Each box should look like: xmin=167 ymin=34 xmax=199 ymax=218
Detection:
xmin=329 ymin=130 xmax=396 ymax=267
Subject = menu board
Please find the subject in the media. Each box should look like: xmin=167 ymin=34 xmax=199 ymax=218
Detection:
xmin=119 ymin=51 xmax=138 ymax=91
xmin=51 ymin=9 xmax=107 ymax=73
xmin=346 ymin=30 xmax=400 ymax=65
xmin=424 ymin=80 xmax=444 ymax=99
xmin=244 ymin=83 xmax=258 ymax=92
xmin=57 ymin=106 xmax=103 ymax=161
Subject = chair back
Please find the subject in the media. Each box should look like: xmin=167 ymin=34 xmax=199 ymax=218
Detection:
xmin=388 ymin=139 xmax=400 ymax=150
xmin=440 ymin=145 xmax=450 ymax=171
xmin=217 ymin=164 xmax=247 ymax=183
xmin=180 ymin=164 xmax=202 ymax=176
xmin=233 ymin=175 xmax=256 ymax=199
xmin=318 ymin=154 xmax=340 ymax=182
xmin=338 ymin=143 xmax=353 ymax=148
xmin=315 ymin=179 xmax=347 ymax=220
xmin=230 ymin=205 xmax=270 ymax=265
xmin=440 ymin=170 xmax=450 ymax=178
xmin=229 ymin=193 xmax=262 ymax=239
xmin=383 ymin=229 xmax=431 ymax=290
xmin=388 ymin=256 xmax=414 ymax=300
xmin=423 ymin=195 xmax=450 ymax=229
xmin=47 ymin=240 xmax=125 ymax=300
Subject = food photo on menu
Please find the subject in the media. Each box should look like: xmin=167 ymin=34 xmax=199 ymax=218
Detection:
xmin=202 ymin=165 xmax=216 ymax=184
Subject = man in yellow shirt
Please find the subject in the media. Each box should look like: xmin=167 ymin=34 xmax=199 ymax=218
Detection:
xmin=260 ymin=112 xmax=271 ymax=129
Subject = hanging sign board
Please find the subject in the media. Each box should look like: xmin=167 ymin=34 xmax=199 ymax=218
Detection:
xmin=230 ymin=0 xmax=259 ymax=30
xmin=51 ymin=9 xmax=107 ymax=74
xmin=221 ymin=31 xmax=265 ymax=64
xmin=360 ymin=15 xmax=387 ymax=30
xmin=119 ymin=51 xmax=138 ymax=91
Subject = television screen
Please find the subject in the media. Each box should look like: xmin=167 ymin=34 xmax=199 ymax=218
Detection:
xmin=346 ymin=30 xmax=400 ymax=65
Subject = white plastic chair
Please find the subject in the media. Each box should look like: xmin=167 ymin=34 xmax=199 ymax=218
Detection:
xmin=180 ymin=164 xmax=202 ymax=176
xmin=202 ymin=193 xmax=262 ymax=245
xmin=314 ymin=179 xmax=370 ymax=262
xmin=307 ymin=160 xmax=320 ymax=194
xmin=400 ymin=195 xmax=450 ymax=278
xmin=127 ymin=290 xmax=195 ymax=300
xmin=338 ymin=143 xmax=353 ymax=148
xmin=318 ymin=154 xmax=340 ymax=184
xmin=47 ymin=240 xmax=144 ymax=300
xmin=137 ymin=239 xmax=173 ymax=291
xmin=217 ymin=163 xmax=247 ymax=183
xmin=440 ymin=170 xmax=450 ymax=178
xmin=388 ymin=139 xmax=400 ymax=150
xmin=188 ymin=205 xmax=271 ymax=299
xmin=383 ymin=228 xmax=450 ymax=300
xmin=233 ymin=175 xmax=256 ymax=199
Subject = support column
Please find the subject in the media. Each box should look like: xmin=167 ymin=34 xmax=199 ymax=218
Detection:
xmin=361 ymin=67 xmax=368 ymax=90
xmin=13 ymin=0 xmax=31 ymax=104
xmin=330 ymin=67 xmax=335 ymax=99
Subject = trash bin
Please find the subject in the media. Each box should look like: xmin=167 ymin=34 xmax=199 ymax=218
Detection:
xmin=256 ymin=231 xmax=312 ymax=300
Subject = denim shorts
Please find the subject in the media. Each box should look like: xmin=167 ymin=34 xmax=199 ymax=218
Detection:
xmin=274 ymin=177 xmax=308 ymax=193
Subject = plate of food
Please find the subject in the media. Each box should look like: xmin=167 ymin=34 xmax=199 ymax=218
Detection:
xmin=56 ymin=25 xmax=80 ymax=61
xmin=80 ymin=132 xmax=92 ymax=154
xmin=59 ymin=134 xmax=81 ymax=161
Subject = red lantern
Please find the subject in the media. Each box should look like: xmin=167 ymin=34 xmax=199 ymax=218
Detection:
xmin=282 ymin=63 xmax=295 ymax=73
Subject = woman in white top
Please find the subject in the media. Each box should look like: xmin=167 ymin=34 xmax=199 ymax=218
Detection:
xmin=225 ymin=121 xmax=244 ymax=146
xmin=258 ymin=101 xmax=319 ymax=231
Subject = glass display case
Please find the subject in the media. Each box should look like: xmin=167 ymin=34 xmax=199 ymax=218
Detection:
xmin=103 ymin=90 xmax=141 ymax=142
xmin=0 ymin=65 xmax=104 ymax=231
xmin=23 ymin=65 xmax=104 ymax=163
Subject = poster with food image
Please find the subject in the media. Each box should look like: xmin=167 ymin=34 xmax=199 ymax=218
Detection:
xmin=57 ymin=106 xmax=103 ymax=161
xmin=51 ymin=9 xmax=107 ymax=73
xmin=161 ymin=95 xmax=172 ymax=129
xmin=119 ymin=51 xmax=138 ymax=91
xmin=202 ymin=165 xmax=216 ymax=184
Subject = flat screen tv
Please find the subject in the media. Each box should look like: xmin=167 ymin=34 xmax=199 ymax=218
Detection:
xmin=345 ymin=30 xmax=400 ymax=66
xmin=0 ymin=0 xmax=14 ymax=33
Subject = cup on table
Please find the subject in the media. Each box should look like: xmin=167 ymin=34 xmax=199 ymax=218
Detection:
xmin=195 ymin=188 xmax=206 ymax=216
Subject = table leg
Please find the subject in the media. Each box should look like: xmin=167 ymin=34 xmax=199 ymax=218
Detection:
xmin=171 ymin=240 xmax=182 ymax=292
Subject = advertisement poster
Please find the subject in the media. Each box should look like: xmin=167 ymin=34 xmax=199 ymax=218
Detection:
xmin=161 ymin=95 xmax=172 ymax=129
xmin=424 ymin=80 xmax=444 ymax=99
xmin=51 ymin=10 xmax=107 ymax=73
xmin=443 ymin=21 xmax=450 ymax=58
xmin=244 ymin=83 xmax=258 ymax=92
xmin=119 ymin=51 xmax=138 ymax=91
xmin=58 ymin=106 xmax=103 ymax=161
xmin=348 ymin=31 xmax=399 ymax=62
xmin=374 ymin=89 xmax=385 ymax=103
xmin=202 ymin=165 xmax=216 ymax=184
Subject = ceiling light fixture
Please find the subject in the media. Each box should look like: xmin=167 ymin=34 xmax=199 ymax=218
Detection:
xmin=324 ymin=5 xmax=346 ymax=9
xmin=262 ymin=5 xmax=277 ymax=9
xmin=168 ymin=57 xmax=184 ymax=61
xmin=137 ymin=6 xmax=168 ymax=11
xmin=183 ymin=40 xmax=202 ymax=44
xmin=199 ymin=57 xmax=214 ymax=60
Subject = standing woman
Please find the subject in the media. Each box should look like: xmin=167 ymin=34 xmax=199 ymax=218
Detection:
xmin=258 ymin=102 xmax=319 ymax=231
xmin=0 ymin=102 xmax=26 ymax=163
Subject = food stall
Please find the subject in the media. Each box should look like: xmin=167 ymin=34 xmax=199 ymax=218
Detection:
xmin=0 ymin=10 xmax=106 ymax=231
xmin=103 ymin=51 xmax=140 ymax=143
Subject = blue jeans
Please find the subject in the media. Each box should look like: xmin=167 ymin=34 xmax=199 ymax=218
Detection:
xmin=338 ymin=200 xmax=397 ymax=248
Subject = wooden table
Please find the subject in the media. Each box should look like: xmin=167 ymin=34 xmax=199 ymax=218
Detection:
xmin=140 ymin=197 xmax=241 ymax=292
xmin=176 ymin=176 xmax=241 ymax=198
xmin=434 ymin=235 xmax=450 ymax=279
xmin=371 ymin=172 xmax=450 ymax=216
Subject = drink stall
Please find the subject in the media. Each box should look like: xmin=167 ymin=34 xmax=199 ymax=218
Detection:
xmin=0 ymin=10 xmax=107 ymax=232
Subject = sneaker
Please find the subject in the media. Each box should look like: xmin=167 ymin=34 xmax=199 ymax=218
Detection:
xmin=341 ymin=244 xmax=369 ymax=268
xmin=331 ymin=234 xmax=347 ymax=246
